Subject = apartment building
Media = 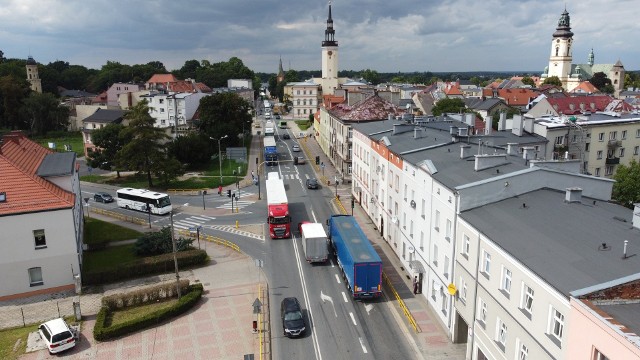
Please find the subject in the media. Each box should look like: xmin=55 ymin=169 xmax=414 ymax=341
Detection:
xmin=285 ymin=80 xmax=321 ymax=119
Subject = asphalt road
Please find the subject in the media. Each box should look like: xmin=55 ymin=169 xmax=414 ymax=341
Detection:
xmin=80 ymin=123 xmax=416 ymax=360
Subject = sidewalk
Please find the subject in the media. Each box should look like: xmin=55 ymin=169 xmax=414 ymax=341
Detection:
xmin=290 ymin=120 xmax=466 ymax=359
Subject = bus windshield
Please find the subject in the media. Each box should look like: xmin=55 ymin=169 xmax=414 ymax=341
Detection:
xmin=158 ymin=196 xmax=171 ymax=208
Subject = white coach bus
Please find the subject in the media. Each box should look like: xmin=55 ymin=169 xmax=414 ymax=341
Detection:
xmin=116 ymin=188 xmax=172 ymax=215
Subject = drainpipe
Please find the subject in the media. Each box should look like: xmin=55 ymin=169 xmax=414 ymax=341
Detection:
xmin=469 ymin=231 xmax=482 ymax=360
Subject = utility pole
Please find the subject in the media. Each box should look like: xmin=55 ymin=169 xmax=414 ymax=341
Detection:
xmin=170 ymin=211 xmax=182 ymax=299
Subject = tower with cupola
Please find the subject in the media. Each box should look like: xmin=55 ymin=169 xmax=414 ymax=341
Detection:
xmin=546 ymin=9 xmax=574 ymax=82
xmin=321 ymin=3 xmax=339 ymax=94
xmin=25 ymin=56 xmax=42 ymax=93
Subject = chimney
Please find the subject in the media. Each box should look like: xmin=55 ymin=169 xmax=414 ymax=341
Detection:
xmin=484 ymin=116 xmax=492 ymax=135
xmin=506 ymin=143 xmax=518 ymax=156
xmin=465 ymin=113 xmax=474 ymax=126
xmin=498 ymin=112 xmax=507 ymax=131
xmin=474 ymin=154 xmax=508 ymax=171
xmin=633 ymin=204 xmax=640 ymax=230
xmin=522 ymin=146 xmax=535 ymax=160
xmin=511 ymin=114 xmax=524 ymax=136
xmin=449 ymin=126 xmax=457 ymax=135
xmin=458 ymin=127 xmax=468 ymax=137
xmin=524 ymin=117 xmax=534 ymax=133
xmin=460 ymin=144 xmax=471 ymax=158
xmin=565 ymin=187 xmax=582 ymax=203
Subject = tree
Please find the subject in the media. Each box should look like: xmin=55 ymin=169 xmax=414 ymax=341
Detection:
xmin=197 ymin=92 xmax=252 ymax=147
xmin=360 ymin=69 xmax=380 ymax=85
xmin=542 ymin=76 xmax=563 ymax=88
xmin=22 ymin=92 xmax=70 ymax=136
xmin=86 ymin=123 xmax=131 ymax=177
xmin=134 ymin=227 xmax=193 ymax=256
xmin=116 ymin=100 xmax=175 ymax=188
xmin=491 ymin=106 xmax=521 ymax=130
xmin=612 ymin=160 xmax=640 ymax=208
xmin=175 ymin=59 xmax=201 ymax=80
xmin=431 ymin=98 xmax=467 ymax=116
xmin=167 ymin=133 xmax=214 ymax=169
xmin=0 ymin=74 xmax=30 ymax=129
xmin=589 ymin=72 xmax=611 ymax=91
xmin=521 ymin=76 xmax=535 ymax=87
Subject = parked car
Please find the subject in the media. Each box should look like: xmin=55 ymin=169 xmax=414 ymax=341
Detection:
xmin=294 ymin=156 xmax=305 ymax=165
xmin=292 ymin=144 xmax=300 ymax=152
xmin=306 ymin=178 xmax=319 ymax=189
xmin=38 ymin=318 xmax=76 ymax=354
xmin=282 ymin=133 xmax=290 ymax=140
xmin=275 ymin=114 xmax=281 ymax=119
xmin=281 ymin=297 xmax=305 ymax=337
xmin=94 ymin=192 xmax=113 ymax=203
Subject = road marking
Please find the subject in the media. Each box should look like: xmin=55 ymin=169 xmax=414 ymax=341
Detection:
xmin=311 ymin=210 xmax=318 ymax=223
xmin=320 ymin=291 xmax=337 ymax=318
xmin=359 ymin=337 xmax=368 ymax=354
xmin=189 ymin=216 xmax=209 ymax=221
xmin=305 ymin=174 xmax=310 ymax=179
xmin=172 ymin=223 xmax=189 ymax=230
xmin=335 ymin=274 xmax=341 ymax=284
xmin=349 ymin=312 xmax=357 ymax=326
xmin=180 ymin=220 xmax=203 ymax=226
xmin=199 ymin=215 xmax=217 ymax=220
xmin=364 ymin=303 xmax=374 ymax=315
xmin=342 ymin=292 xmax=348 ymax=303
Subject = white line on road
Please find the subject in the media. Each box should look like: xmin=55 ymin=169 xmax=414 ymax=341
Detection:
xmin=189 ymin=216 xmax=209 ymax=221
xmin=335 ymin=274 xmax=341 ymax=284
xmin=364 ymin=303 xmax=374 ymax=315
xmin=342 ymin=292 xmax=348 ymax=303
xmin=358 ymin=337 xmax=368 ymax=354
xmin=311 ymin=210 xmax=318 ymax=223
xmin=199 ymin=215 xmax=217 ymax=220
xmin=179 ymin=220 xmax=203 ymax=226
xmin=349 ymin=312 xmax=357 ymax=326
xmin=320 ymin=291 xmax=337 ymax=318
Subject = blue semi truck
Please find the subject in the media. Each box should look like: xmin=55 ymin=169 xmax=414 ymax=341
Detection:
xmin=327 ymin=215 xmax=383 ymax=299
xmin=263 ymin=136 xmax=278 ymax=165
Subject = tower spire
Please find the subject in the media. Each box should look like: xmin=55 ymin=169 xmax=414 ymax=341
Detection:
xmin=322 ymin=2 xmax=338 ymax=47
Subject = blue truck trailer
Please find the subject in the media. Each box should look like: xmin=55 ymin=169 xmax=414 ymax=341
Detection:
xmin=263 ymin=136 xmax=278 ymax=165
xmin=327 ymin=215 xmax=382 ymax=299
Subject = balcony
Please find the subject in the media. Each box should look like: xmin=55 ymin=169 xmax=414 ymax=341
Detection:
xmin=607 ymin=140 xmax=622 ymax=148
xmin=605 ymin=157 xmax=620 ymax=165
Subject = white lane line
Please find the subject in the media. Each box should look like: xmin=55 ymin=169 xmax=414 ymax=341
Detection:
xmin=305 ymin=173 xmax=310 ymax=179
xmin=358 ymin=337 xmax=368 ymax=354
xmin=342 ymin=292 xmax=348 ymax=303
xmin=199 ymin=215 xmax=217 ymax=220
xmin=335 ymin=274 xmax=341 ymax=284
xmin=292 ymin=235 xmax=323 ymax=360
xmin=311 ymin=210 xmax=318 ymax=223
xmin=180 ymin=220 xmax=203 ymax=226
xmin=349 ymin=312 xmax=357 ymax=326
xmin=172 ymin=224 xmax=189 ymax=230
xmin=364 ymin=303 xmax=374 ymax=315
xmin=189 ymin=216 xmax=209 ymax=221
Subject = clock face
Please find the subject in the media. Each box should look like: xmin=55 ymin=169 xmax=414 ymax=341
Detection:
xmin=328 ymin=51 xmax=333 ymax=55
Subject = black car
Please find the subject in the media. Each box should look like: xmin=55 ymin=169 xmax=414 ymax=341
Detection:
xmin=281 ymin=297 xmax=305 ymax=337
xmin=275 ymin=114 xmax=281 ymax=120
xmin=306 ymin=178 xmax=318 ymax=189
xmin=282 ymin=133 xmax=290 ymax=140
xmin=93 ymin=192 xmax=114 ymax=203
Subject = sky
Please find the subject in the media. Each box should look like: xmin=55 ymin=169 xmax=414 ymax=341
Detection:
xmin=1 ymin=0 xmax=638 ymax=74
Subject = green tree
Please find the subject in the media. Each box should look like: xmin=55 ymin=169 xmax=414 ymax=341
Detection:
xmin=589 ymin=72 xmax=611 ymax=91
xmin=86 ymin=123 xmax=131 ymax=177
xmin=521 ymin=76 xmax=535 ymax=87
xmin=134 ymin=227 xmax=193 ymax=256
xmin=197 ymin=92 xmax=252 ymax=147
xmin=360 ymin=69 xmax=380 ymax=85
xmin=0 ymin=74 xmax=30 ymax=129
xmin=542 ymin=76 xmax=563 ymax=88
xmin=116 ymin=100 xmax=176 ymax=188
xmin=167 ymin=133 xmax=214 ymax=169
xmin=174 ymin=59 xmax=202 ymax=80
xmin=624 ymin=73 xmax=640 ymax=90
xmin=432 ymin=98 xmax=467 ymax=116
xmin=612 ymin=160 xmax=640 ymax=208
xmin=22 ymin=92 xmax=70 ymax=135
xmin=492 ymin=106 xmax=521 ymax=130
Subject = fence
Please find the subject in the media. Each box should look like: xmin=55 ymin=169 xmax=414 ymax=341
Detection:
xmin=90 ymin=207 xmax=147 ymax=226
xmin=382 ymin=272 xmax=419 ymax=333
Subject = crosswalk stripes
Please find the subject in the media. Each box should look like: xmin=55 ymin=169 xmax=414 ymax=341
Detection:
xmin=206 ymin=225 xmax=265 ymax=241
xmin=216 ymin=200 xmax=254 ymax=210
xmin=172 ymin=215 xmax=216 ymax=230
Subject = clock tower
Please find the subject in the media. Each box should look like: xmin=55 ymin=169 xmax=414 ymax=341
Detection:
xmin=546 ymin=9 xmax=574 ymax=83
xmin=321 ymin=3 xmax=338 ymax=83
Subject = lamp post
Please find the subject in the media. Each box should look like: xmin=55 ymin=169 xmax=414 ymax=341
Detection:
xmin=210 ymin=135 xmax=228 ymax=185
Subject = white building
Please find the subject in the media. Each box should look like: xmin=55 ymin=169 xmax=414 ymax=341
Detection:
xmin=140 ymin=91 xmax=209 ymax=130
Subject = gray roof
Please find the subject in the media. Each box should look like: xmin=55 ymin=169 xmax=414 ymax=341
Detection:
xmin=464 ymin=98 xmax=505 ymax=111
xmin=461 ymin=188 xmax=640 ymax=297
xmin=82 ymin=109 xmax=127 ymax=124
xmin=352 ymin=119 xmax=547 ymax=189
xmin=596 ymin=303 xmax=640 ymax=338
xmin=60 ymin=89 xmax=96 ymax=98
xmin=37 ymin=152 xmax=76 ymax=177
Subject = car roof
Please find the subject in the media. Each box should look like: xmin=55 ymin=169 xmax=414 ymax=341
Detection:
xmin=282 ymin=297 xmax=300 ymax=311
xmin=41 ymin=318 xmax=69 ymax=333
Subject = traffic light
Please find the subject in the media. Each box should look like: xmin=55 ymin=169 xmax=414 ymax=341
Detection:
xmin=227 ymin=189 xmax=232 ymax=197
xmin=315 ymin=156 xmax=320 ymax=165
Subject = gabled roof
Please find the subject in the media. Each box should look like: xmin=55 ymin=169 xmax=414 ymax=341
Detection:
xmin=82 ymin=108 xmax=127 ymax=124
xmin=328 ymin=95 xmax=402 ymax=121
xmin=0 ymin=132 xmax=75 ymax=216
xmin=146 ymin=73 xmax=178 ymax=84
xmin=570 ymin=81 xmax=599 ymax=94
xmin=465 ymin=98 xmax=506 ymax=111
xmin=497 ymin=88 xmax=540 ymax=106
xmin=547 ymin=95 xmax=613 ymax=115
xmin=444 ymin=86 xmax=462 ymax=96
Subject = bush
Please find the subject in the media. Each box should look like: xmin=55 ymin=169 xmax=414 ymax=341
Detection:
xmin=134 ymin=227 xmax=194 ymax=256
xmin=94 ymin=283 xmax=204 ymax=341
xmin=83 ymin=249 xmax=208 ymax=285
xmin=101 ymin=279 xmax=191 ymax=310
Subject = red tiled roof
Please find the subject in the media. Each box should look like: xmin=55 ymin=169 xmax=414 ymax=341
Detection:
xmin=570 ymin=81 xmax=599 ymax=94
xmin=147 ymin=74 xmax=178 ymax=84
xmin=445 ymin=86 xmax=462 ymax=96
xmin=328 ymin=95 xmax=402 ymax=121
xmin=195 ymin=83 xmax=212 ymax=93
xmin=547 ymin=95 xmax=613 ymax=115
xmin=0 ymin=132 xmax=74 ymax=216
xmin=323 ymin=95 xmax=345 ymax=109
xmin=497 ymin=88 xmax=540 ymax=106
xmin=169 ymin=80 xmax=197 ymax=93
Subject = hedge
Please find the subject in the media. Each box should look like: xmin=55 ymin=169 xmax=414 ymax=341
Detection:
xmin=101 ymin=279 xmax=191 ymax=310
xmin=83 ymin=249 xmax=208 ymax=285
xmin=94 ymin=283 xmax=204 ymax=341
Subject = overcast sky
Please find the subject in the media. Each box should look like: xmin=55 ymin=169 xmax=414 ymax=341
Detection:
xmin=1 ymin=0 xmax=638 ymax=74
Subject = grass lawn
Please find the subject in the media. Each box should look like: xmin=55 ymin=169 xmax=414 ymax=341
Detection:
xmin=0 ymin=325 xmax=37 ymax=360
xmin=33 ymin=132 xmax=84 ymax=158
xmin=84 ymin=218 xmax=142 ymax=246
xmin=295 ymin=120 xmax=312 ymax=131
xmin=83 ymin=244 xmax=137 ymax=274
xmin=109 ymin=299 xmax=179 ymax=326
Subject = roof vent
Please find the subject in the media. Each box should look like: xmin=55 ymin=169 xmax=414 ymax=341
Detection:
xmin=0 ymin=192 xmax=6 ymax=202
xmin=565 ymin=187 xmax=582 ymax=203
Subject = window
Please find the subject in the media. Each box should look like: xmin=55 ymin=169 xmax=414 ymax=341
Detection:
xmin=481 ymin=250 xmax=491 ymax=276
xmin=501 ymin=267 xmax=512 ymax=294
xmin=496 ymin=318 xmax=507 ymax=347
xmin=605 ymin=165 xmax=614 ymax=176
xmin=433 ymin=244 xmax=438 ymax=266
xmin=445 ymin=219 xmax=452 ymax=241
xmin=554 ymin=135 xmax=564 ymax=145
xmin=410 ymin=220 xmax=414 ymax=238
xmin=404 ymin=184 xmax=407 ymax=200
xmin=431 ymin=280 xmax=438 ymax=300
xmin=622 ymin=130 xmax=627 ymax=139
xmin=596 ymin=150 xmax=603 ymax=160
xmin=444 ymin=256 xmax=450 ymax=279
xmin=598 ymin=132 xmax=605 ymax=141
xmin=620 ymin=148 xmax=625 ymax=157
xmin=159 ymin=98 xmax=164 ymax=104
xmin=459 ymin=277 xmax=467 ymax=303
xmin=434 ymin=210 xmax=440 ymax=231
xmin=609 ymin=131 xmax=617 ymax=140
xmin=585 ymin=143 xmax=590 ymax=151
xmin=593 ymin=349 xmax=610 ymax=360
xmin=421 ymin=199 xmax=426 ymax=219
xmin=462 ymin=235 xmax=470 ymax=257
xmin=521 ymin=284 xmax=534 ymax=315
xmin=519 ymin=343 xmax=529 ymax=360
xmin=636 ymin=129 xmax=640 ymax=138
xmin=478 ymin=298 xmax=487 ymax=326
xmin=34 ymin=229 xmax=47 ymax=248
xmin=635 ymin=146 xmax=639 ymax=155
xmin=420 ymin=231 xmax=425 ymax=250
xmin=595 ymin=167 xmax=601 ymax=176
xmin=550 ymin=308 xmax=564 ymax=342
xmin=29 ymin=267 xmax=43 ymax=286
xmin=403 ymin=212 xmax=407 ymax=229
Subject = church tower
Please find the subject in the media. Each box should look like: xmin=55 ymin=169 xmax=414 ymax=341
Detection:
xmin=546 ymin=9 xmax=574 ymax=85
xmin=25 ymin=56 xmax=42 ymax=93
xmin=321 ymin=3 xmax=339 ymax=93
xmin=277 ymin=56 xmax=285 ymax=83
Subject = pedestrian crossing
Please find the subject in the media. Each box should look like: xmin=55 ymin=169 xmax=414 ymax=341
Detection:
xmin=206 ymin=224 xmax=265 ymax=241
xmin=216 ymin=200 xmax=254 ymax=210
xmin=172 ymin=215 xmax=217 ymax=230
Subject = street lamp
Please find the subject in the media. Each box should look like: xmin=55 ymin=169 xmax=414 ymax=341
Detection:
xmin=210 ymin=135 xmax=228 ymax=185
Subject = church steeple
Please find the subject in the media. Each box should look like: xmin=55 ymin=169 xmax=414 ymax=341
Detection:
xmin=322 ymin=3 xmax=338 ymax=47
xmin=588 ymin=48 xmax=594 ymax=66
xmin=277 ymin=56 xmax=284 ymax=83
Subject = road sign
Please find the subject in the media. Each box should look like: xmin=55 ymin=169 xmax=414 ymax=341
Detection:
xmin=252 ymin=298 xmax=262 ymax=314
